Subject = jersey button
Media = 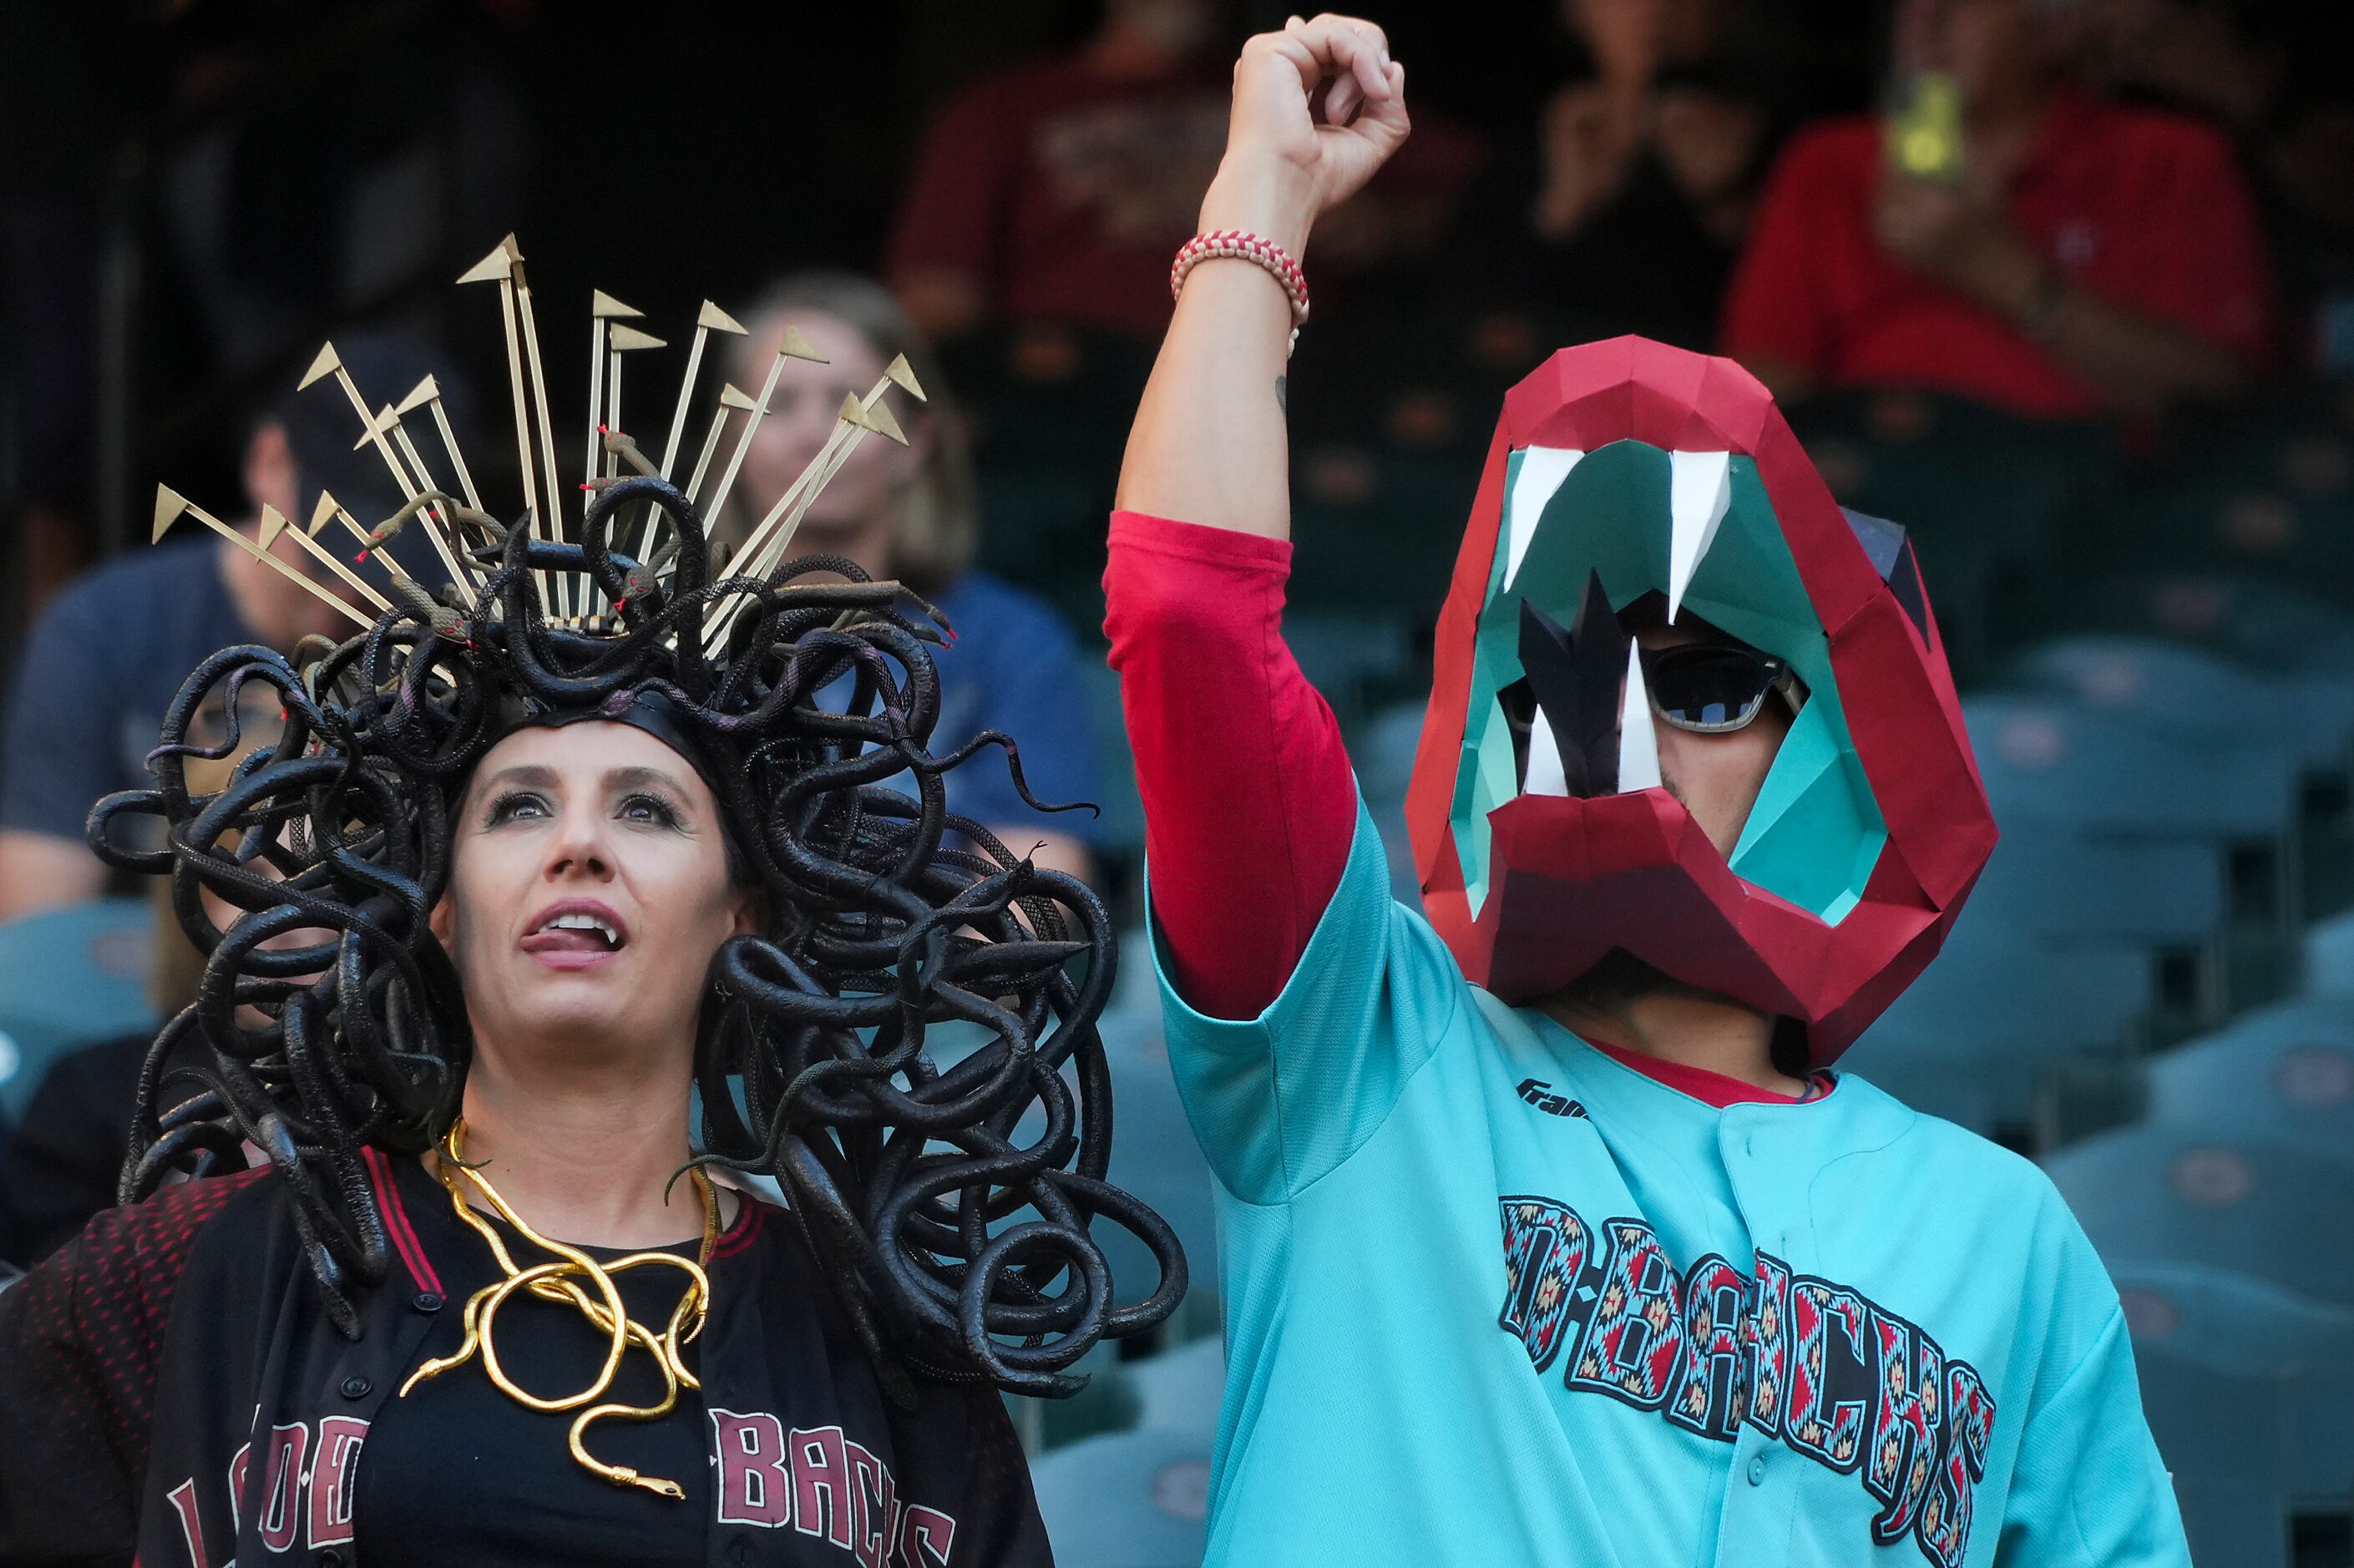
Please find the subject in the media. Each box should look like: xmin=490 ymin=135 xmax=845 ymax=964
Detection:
xmin=339 ymin=1375 xmax=372 ymax=1400
xmin=413 ymin=1291 xmax=445 ymax=1313
xmin=1746 ymin=1454 xmax=1766 ymax=1485
xmin=317 ymin=1551 xmax=344 ymax=1567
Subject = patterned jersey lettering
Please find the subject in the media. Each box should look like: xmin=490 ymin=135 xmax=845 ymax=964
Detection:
xmin=1493 ymin=1201 xmax=1997 ymax=1568
xmin=1920 ymin=1361 xmax=1997 ymax=1568
xmin=1785 ymin=1277 xmax=1871 ymax=1472
xmin=1864 ymin=1308 xmax=1945 ymax=1544
xmin=1498 ymin=1196 xmax=1593 ymax=1373
xmin=1667 ymin=1255 xmax=1749 ymax=1439
xmin=1567 ymin=1221 xmax=1687 ymax=1409
xmin=1743 ymin=1252 xmax=1792 ymax=1440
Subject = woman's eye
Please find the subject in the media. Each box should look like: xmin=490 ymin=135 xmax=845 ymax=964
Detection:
xmin=620 ymin=793 xmax=681 ymax=827
xmin=485 ymin=792 xmax=549 ymax=825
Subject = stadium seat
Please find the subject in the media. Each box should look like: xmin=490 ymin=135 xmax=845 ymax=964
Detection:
xmin=2008 ymin=635 xmax=2354 ymax=766
xmin=1965 ymin=694 xmax=2303 ymax=1009
xmin=0 ymin=899 xmax=154 ymax=1122
xmin=2114 ymin=1255 xmax=2354 ymax=1568
xmin=1031 ymin=1425 xmax=1214 ymax=1568
xmin=1093 ymin=1009 xmax=1220 ymax=1323
xmin=1846 ymin=936 xmax=2151 ymax=1139
xmin=2043 ymin=1125 xmax=2354 ymax=1313
xmin=1125 ymin=1333 xmax=1225 ymax=1436
xmin=1964 ymin=695 xmax=2300 ymax=843
xmin=2142 ymin=1000 xmax=2354 ymax=1175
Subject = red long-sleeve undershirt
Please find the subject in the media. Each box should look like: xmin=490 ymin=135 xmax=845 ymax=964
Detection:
xmin=1102 ymin=509 xmax=1810 ymax=1110
xmin=1101 ymin=510 xmax=1357 ymax=1023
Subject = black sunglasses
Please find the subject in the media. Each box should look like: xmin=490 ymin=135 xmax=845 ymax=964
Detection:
xmin=1639 ymin=644 xmax=1800 ymax=734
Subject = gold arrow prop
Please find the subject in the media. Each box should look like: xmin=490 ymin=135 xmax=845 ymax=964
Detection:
xmin=703 ymin=384 xmax=909 ymax=655
xmin=605 ymin=324 xmax=666 ymax=482
xmin=584 ymin=291 xmax=642 ymax=496
xmin=698 ymin=323 xmax=825 ymax=539
xmin=508 ymin=245 xmax=572 ymax=618
xmin=261 ymin=503 xmax=393 ymax=613
xmin=154 ymin=485 xmax=373 ymax=632
xmin=371 ymin=407 xmax=482 ymax=607
xmin=457 ymin=236 xmax=551 ymax=608
xmin=657 ymin=301 xmax=748 ymax=486
xmin=397 ymin=375 xmax=484 ymax=513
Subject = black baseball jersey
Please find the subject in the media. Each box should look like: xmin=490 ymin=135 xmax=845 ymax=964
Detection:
xmin=0 ymin=1147 xmax=1051 ymax=1567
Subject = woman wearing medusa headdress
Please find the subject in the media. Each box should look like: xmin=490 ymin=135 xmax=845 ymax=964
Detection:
xmin=0 ymin=267 xmax=1182 ymax=1566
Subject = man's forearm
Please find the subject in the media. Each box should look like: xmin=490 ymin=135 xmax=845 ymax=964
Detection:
xmin=1113 ymin=167 xmax=1305 ymax=542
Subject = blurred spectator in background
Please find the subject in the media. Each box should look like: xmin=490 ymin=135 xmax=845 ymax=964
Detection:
xmin=1 ymin=713 xmax=308 ymax=1266
xmin=2 ymin=885 xmax=205 ymax=1266
xmin=1722 ymin=0 xmax=2272 ymax=420
xmin=2072 ymin=0 xmax=2354 ymax=376
xmin=0 ymin=336 xmax=455 ymax=921
xmin=723 ymin=274 xmax=1101 ymax=882
xmin=886 ymin=0 xmax=1482 ymax=346
xmin=886 ymin=0 xmax=1235 ymax=344
xmin=1510 ymin=0 xmax=1771 ymax=348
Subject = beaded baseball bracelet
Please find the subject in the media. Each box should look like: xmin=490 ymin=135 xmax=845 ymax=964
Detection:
xmin=1171 ymin=230 xmax=1310 ymax=352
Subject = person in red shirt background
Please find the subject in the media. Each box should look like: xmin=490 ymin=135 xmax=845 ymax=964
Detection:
xmin=1721 ymin=0 xmax=2272 ymax=421
xmin=887 ymin=0 xmax=1237 ymax=344
xmin=886 ymin=0 xmax=1481 ymax=346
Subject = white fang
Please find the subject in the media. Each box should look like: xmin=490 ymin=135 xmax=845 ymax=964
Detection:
xmin=1505 ymin=447 xmax=1585 ymax=590
xmin=1524 ymin=702 xmax=1572 ymax=797
xmin=1617 ymin=642 xmax=1663 ymax=793
xmin=1667 ymin=449 xmax=1733 ymax=624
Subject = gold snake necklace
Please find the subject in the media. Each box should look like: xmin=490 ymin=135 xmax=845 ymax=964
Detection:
xmin=397 ymin=1119 xmax=719 ymax=1498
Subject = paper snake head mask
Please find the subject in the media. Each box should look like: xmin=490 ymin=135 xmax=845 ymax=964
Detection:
xmin=1404 ymin=338 xmax=1997 ymax=1063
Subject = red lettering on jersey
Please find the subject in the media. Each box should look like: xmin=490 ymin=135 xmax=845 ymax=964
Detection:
xmin=225 ymin=1442 xmax=251 ymax=1535
xmin=306 ymin=1416 xmax=367 ymax=1548
xmin=899 ymin=1503 xmax=959 ymax=1568
xmin=792 ymin=1424 xmax=854 ymax=1549
xmin=165 ymin=1478 xmax=216 ymax=1568
xmin=258 ymin=1423 xmax=308 ymax=1552
xmin=711 ymin=1409 xmax=795 ymax=1527
xmin=848 ymin=1440 xmax=895 ymax=1568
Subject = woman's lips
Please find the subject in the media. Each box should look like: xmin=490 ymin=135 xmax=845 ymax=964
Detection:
xmin=519 ymin=928 xmax=622 ymax=969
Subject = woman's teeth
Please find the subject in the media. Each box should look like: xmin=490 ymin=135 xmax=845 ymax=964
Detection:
xmin=544 ymin=913 xmax=620 ymax=946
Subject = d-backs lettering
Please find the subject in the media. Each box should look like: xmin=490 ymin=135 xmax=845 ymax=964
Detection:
xmin=162 ymin=1413 xmax=960 ymax=1566
xmin=1499 ymin=1197 xmax=1996 ymax=1568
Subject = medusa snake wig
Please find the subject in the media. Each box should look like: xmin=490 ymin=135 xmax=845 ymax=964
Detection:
xmin=86 ymin=257 xmax=1182 ymax=1401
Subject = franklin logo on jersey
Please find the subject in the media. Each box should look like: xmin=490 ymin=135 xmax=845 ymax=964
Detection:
xmin=1498 ymin=1197 xmax=1996 ymax=1567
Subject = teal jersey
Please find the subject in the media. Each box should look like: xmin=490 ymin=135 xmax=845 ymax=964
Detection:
xmin=1152 ymin=795 xmax=2189 ymax=1566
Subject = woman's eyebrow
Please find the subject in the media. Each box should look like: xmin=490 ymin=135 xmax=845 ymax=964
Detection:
xmin=606 ymin=764 xmax=692 ymax=797
xmin=478 ymin=763 xmax=561 ymax=792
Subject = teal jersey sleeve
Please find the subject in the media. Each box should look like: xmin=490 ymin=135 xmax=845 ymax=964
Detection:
xmin=1148 ymin=791 xmax=1467 ymax=1203
xmin=1995 ymin=1307 xmax=2188 ymax=1565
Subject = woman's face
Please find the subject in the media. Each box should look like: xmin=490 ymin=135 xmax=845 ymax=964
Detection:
xmin=431 ymin=721 xmax=759 ymax=1065
xmin=733 ymin=309 xmax=925 ymax=554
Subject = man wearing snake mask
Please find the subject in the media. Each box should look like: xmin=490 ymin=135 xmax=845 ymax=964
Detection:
xmin=1104 ymin=14 xmax=2189 ymax=1565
